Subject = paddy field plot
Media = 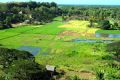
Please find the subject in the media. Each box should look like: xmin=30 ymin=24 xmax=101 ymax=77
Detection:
xmin=59 ymin=20 xmax=99 ymax=36
xmin=0 ymin=18 xmax=119 ymax=79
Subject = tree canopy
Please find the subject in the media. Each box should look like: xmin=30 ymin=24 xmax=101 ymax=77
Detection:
xmin=0 ymin=47 xmax=47 ymax=80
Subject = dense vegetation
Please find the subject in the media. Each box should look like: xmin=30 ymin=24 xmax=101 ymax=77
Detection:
xmin=61 ymin=6 xmax=120 ymax=30
xmin=0 ymin=1 xmax=61 ymax=29
xmin=1 ymin=2 xmax=120 ymax=30
xmin=0 ymin=47 xmax=48 ymax=80
xmin=0 ymin=1 xmax=120 ymax=80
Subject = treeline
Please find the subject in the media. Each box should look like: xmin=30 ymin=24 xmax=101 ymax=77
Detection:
xmin=0 ymin=1 xmax=62 ymax=29
xmin=61 ymin=6 xmax=120 ymax=30
xmin=1 ymin=2 xmax=120 ymax=30
xmin=62 ymin=6 xmax=120 ymax=20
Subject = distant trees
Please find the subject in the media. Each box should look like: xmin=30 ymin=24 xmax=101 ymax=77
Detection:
xmin=32 ymin=5 xmax=58 ymax=23
xmin=0 ymin=1 xmax=61 ymax=29
xmin=61 ymin=6 xmax=120 ymax=21
xmin=111 ymin=22 xmax=119 ymax=30
xmin=89 ymin=16 xmax=95 ymax=27
xmin=1 ymin=2 xmax=120 ymax=30
xmin=61 ymin=6 xmax=120 ymax=30
xmin=100 ymin=20 xmax=111 ymax=30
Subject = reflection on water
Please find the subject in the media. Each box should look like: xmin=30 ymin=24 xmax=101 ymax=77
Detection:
xmin=17 ymin=46 xmax=41 ymax=56
xmin=72 ymin=38 xmax=112 ymax=43
xmin=96 ymin=33 xmax=120 ymax=38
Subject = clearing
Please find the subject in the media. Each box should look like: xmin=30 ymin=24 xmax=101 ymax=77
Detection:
xmin=59 ymin=20 xmax=99 ymax=37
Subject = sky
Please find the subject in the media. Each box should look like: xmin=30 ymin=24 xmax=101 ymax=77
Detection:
xmin=0 ymin=0 xmax=120 ymax=5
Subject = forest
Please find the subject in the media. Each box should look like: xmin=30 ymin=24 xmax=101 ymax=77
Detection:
xmin=0 ymin=2 xmax=120 ymax=30
xmin=0 ymin=2 xmax=61 ymax=29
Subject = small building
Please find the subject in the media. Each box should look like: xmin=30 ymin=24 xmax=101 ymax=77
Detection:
xmin=46 ymin=65 xmax=56 ymax=77
xmin=46 ymin=65 xmax=56 ymax=72
xmin=24 ymin=20 xmax=30 ymax=24
xmin=19 ymin=11 xmax=23 ymax=14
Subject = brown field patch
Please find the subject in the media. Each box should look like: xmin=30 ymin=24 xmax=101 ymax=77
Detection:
xmin=59 ymin=30 xmax=81 ymax=37
xmin=58 ymin=30 xmax=95 ymax=37
xmin=79 ymin=71 xmax=95 ymax=79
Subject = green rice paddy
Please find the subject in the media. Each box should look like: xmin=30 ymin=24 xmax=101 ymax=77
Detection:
xmin=0 ymin=17 xmax=120 ymax=79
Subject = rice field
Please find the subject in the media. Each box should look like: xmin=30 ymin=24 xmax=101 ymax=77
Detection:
xmin=59 ymin=20 xmax=99 ymax=34
xmin=0 ymin=17 xmax=119 ymax=79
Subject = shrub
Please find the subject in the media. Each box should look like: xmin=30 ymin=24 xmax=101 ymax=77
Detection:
xmin=5 ymin=60 xmax=46 ymax=80
xmin=95 ymin=69 xmax=105 ymax=80
xmin=100 ymin=20 xmax=111 ymax=30
xmin=106 ymin=41 xmax=120 ymax=59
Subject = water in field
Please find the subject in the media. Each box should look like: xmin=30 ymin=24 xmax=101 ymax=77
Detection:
xmin=41 ymin=52 xmax=48 ymax=55
xmin=72 ymin=38 xmax=112 ymax=43
xmin=17 ymin=46 xmax=41 ymax=55
xmin=96 ymin=33 xmax=120 ymax=38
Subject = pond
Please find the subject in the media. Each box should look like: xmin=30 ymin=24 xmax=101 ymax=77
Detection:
xmin=96 ymin=33 xmax=120 ymax=38
xmin=17 ymin=46 xmax=41 ymax=56
xmin=72 ymin=38 xmax=113 ymax=43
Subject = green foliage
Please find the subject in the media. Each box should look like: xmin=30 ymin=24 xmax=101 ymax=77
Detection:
xmin=0 ymin=22 xmax=12 ymax=29
xmin=100 ymin=20 xmax=111 ymax=30
xmin=0 ymin=3 xmax=120 ymax=79
xmin=95 ymin=69 xmax=105 ymax=80
xmin=107 ymin=41 xmax=120 ymax=58
xmin=32 ymin=6 xmax=56 ymax=22
xmin=61 ymin=6 xmax=120 ymax=21
xmin=0 ymin=47 xmax=34 ymax=68
xmin=61 ymin=6 xmax=120 ymax=30
xmin=0 ymin=2 xmax=60 ymax=29
xmin=111 ymin=22 xmax=120 ymax=30
xmin=5 ymin=60 xmax=46 ymax=80
xmin=0 ymin=47 xmax=47 ymax=80
xmin=0 ymin=77 xmax=5 ymax=80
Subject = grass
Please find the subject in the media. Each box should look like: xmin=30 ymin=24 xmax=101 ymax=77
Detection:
xmin=5 ymin=25 xmax=37 ymax=33
xmin=26 ymin=21 xmax=65 ymax=35
xmin=0 ymin=17 xmax=120 ymax=79
xmin=59 ymin=20 xmax=99 ymax=34
xmin=53 ymin=16 xmax=63 ymax=21
xmin=96 ymin=30 xmax=120 ymax=34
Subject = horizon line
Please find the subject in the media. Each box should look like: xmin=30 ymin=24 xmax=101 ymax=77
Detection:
xmin=0 ymin=1 xmax=120 ymax=6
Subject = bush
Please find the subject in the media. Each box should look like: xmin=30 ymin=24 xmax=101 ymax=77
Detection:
xmin=0 ymin=47 xmax=49 ymax=80
xmin=95 ymin=69 xmax=105 ymax=80
xmin=5 ymin=60 xmax=46 ymax=80
xmin=0 ymin=22 xmax=12 ymax=30
xmin=0 ymin=77 xmax=5 ymax=80
xmin=0 ymin=44 xmax=2 ymax=46
xmin=0 ymin=47 xmax=34 ymax=68
xmin=100 ymin=20 xmax=111 ymax=30
xmin=106 ymin=41 xmax=120 ymax=58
